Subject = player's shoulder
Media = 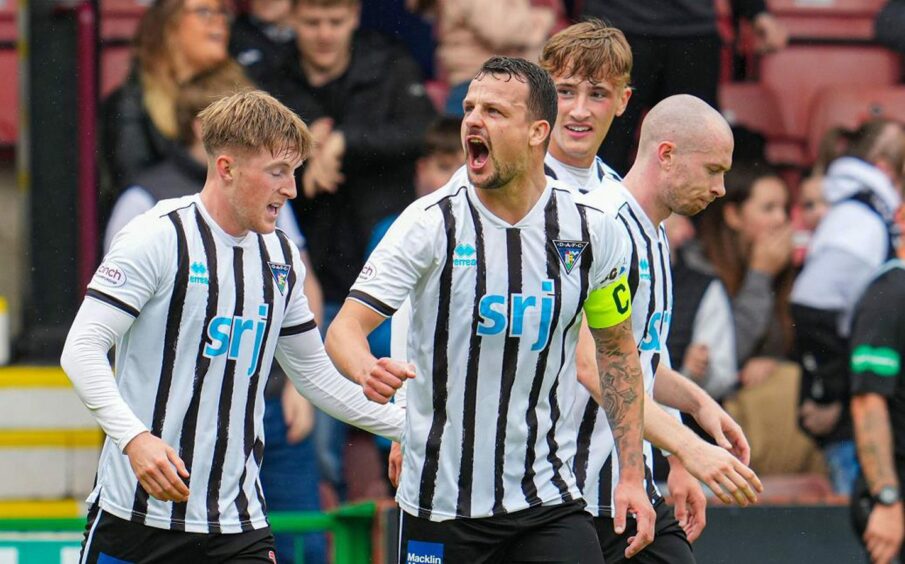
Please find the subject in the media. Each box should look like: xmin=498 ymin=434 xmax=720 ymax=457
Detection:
xmin=867 ymin=259 xmax=905 ymax=296
xmin=580 ymin=176 xmax=628 ymax=214
xmin=112 ymin=195 xmax=196 ymax=247
xmin=407 ymin=166 xmax=471 ymax=223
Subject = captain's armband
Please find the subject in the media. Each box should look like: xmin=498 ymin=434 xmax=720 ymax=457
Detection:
xmin=584 ymin=274 xmax=631 ymax=329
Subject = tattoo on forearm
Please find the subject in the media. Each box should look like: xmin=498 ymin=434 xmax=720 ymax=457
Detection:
xmin=594 ymin=322 xmax=644 ymax=471
xmin=856 ymin=406 xmax=898 ymax=491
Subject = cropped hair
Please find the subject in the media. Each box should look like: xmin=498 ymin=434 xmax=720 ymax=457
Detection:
xmin=539 ymin=19 xmax=632 ymax=88
xmin=475 ymin=56 xmax=557 ymax=140
xmin=199 ymin=90 xmax=313 ymax=162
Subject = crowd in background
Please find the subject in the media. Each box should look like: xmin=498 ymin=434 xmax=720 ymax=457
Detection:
xmin=96 ymin=0 xmax=905 ymax=562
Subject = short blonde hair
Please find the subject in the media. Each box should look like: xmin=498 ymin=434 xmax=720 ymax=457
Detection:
xmin=198 ymin=90 xmax=313 ymax=162
xmin=539 ymin=19 xmax=632 ymax=88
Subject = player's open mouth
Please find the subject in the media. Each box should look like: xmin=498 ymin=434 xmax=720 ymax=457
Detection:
xmin=466 ymin=137 xmax=490 ymax=170
xmin=565 ymin=124 xmax=592 ymax=137
xmin=267 ymin=204 xmax=281 ymax=217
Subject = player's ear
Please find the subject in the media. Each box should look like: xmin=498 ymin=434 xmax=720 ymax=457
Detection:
xmin=616 ymin=86 xmax=632 ymax=117
xmin=657 ymin=141 xmax=675 ymax=169
xmin=216 ymin=155 xmax=235 ymax=181
xmin=529 ymin=119 xmax=551 ymax=149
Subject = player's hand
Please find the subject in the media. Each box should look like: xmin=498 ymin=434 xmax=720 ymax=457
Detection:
xmin=739 ymin=357 xmax=777 ymax=389
xmin=282 ymin=383 xmax=315 ymax=444
xmin=362 ymin=358 xmax=415 ymax=404
xmin=678 ymin=438 xmax=762 ymax=507
xmin=667 ymin=456 xmax=707 ymax=543
xmin=613 ymin=478 xmax=655 ymax=558
xmin=864 ymin=502 xmax=904 ymax=564
xmin=691 ymin=396 xmax=751 ymax=465
xmin=749 ymin=223 xmax=793 ymax=276
xmin=124 ymin=431 xmax=190 ymax=502
xmin=388 ymin=441 xmax=403 ymax=488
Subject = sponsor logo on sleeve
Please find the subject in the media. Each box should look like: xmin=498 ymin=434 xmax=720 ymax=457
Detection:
xmin=358 ymin=262 xmax=377 ymax=282
xmin=406 ymin=540 xmax=443 ymax=564
xmin=94 ymin=262 xmax=127 ymax=288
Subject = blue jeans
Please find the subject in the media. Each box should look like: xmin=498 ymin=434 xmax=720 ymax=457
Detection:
xmin=824 ymin=439 xmax=860 ymax=495
xmin=261 ymin=395 xmax=326 ymax=564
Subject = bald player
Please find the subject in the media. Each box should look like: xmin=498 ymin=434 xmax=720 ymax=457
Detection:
xmin=574 ymin=94 xmax=763 ymax=563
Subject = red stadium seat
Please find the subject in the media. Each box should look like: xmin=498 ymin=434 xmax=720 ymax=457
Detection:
xmin=759 ymin=45 xmax=902 ymax=164
xmin=808 ymin=85 xmax=905 ymax=161
xmin=718 ymin=81 xmax=804 ymax=165
xmin=0 ymin=0 xmax=15 ymax=44
xmin=767 ymin=0 xmax=886 ymax=41
xmin=101 ymin=46 xmax=133 ymax=98
xmin=100 ymin=0 xmax=146 ymax=42
xmin=0 ymin=50 xmax=17 ymax=146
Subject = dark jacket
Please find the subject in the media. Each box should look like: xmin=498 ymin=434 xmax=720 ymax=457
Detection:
xmin=229 ymin=14 xmax=298 ymax=87
xmin=582 ymin=0 xmax=767 ymax=37
xmin=265 ymin=30 xmax=436 ymax=302
xmin=102 ymin=71 xmax=174 ymax=196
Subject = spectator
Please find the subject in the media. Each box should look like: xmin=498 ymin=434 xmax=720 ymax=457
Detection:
xmin=262 ymin=0 xmax=435 ymax=502
xmin=230 ymin=0 xmax=298 ymax=86
xmin=102 ymin=0 xmax=239 ymax=195
xmin=792 ymin=119 xmax=905 ymax=494
xmin=666 ymin=214 xmax=738 ymax=402
xmin=581 ymin=0 xmax=787 ymax=175
xmin=433 ymin=0 xmax=563 ymax=115
xmin=689 ymin=164 xmax=824 ymax=476
xmin=104 ymin=69 xmax=327 ymax=564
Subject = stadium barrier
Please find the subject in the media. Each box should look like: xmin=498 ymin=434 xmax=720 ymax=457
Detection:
xmin=0 ymin=501 xmax=376 ymax=564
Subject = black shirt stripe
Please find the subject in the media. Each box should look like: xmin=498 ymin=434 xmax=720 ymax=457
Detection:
xmin=417 ymin=198 xmax=456 ymax=519
xmin=624 ymin=205 xmax=657 ymax=347
xmin=170 ymin=209 xmax=219 ymax=530
xmin=86 ymin=289 xmax=140 ymax=318
xmin=275 ymin=230 xmax=297 ymax=312
xmin=574 ymin=397 xmax=599 ymax=490
xmin=206 ymin=246 xmax=245 ymax=533
xmin=280 ymin=319 xmax=318 ymax=336
xmin=348 ymin=289 xmax=397 ymax=317
xmin=455 ymin=195 xmax=486 ymax=517
xmin=131 ymin=210 xmax=190 ymax=523
xmin=492 ymin=227 xmax=524 ymax=515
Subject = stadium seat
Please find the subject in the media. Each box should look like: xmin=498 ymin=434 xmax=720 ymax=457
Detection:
xmin=807 ymin=85 xmax=905 ymax=162
xmin=759 ymin=45 xmax=902 ymax=165
xmin=766 ymin=0 xmax=886 ymax=41
xmin=101 ymin=46 xmax=133 ymax=98
xmin=100 ymin=0 xmax=146 ymax=42
xmin=0 ymin=50 xmax=17 ymax=146
xmin=718 ymin=81 xmax=803 ymax=165
xmin=0 ymin=0 xmax=15 ymax=44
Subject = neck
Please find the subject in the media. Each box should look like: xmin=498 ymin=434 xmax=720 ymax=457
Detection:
xmin=301 ymin=53 xmax=351 ymax=87
xmin=200 ymin=182 xmax=247 ymax=237
xmin=548 ymin=142 xmax=595 ymax=169
xmin=473 ymin=164 xmax=547 ymax=225
xmin=622 ymin=162 xmax=671 ymax=227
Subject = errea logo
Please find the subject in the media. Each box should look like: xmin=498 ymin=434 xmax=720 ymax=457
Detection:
xmin=190 ymin=261 xmax=209 ymax=285
xmin=453 ymin=243 xmax=477 ymax=267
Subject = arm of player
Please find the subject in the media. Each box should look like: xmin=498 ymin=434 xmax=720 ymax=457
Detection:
xmin=325 ymin=299 xmax=415 ymax=404
xmin=61 ymin=298 xmax=190 ymax=503
xmin=852 ymin=393 xmax=904 ymax=564
xmin=666 ymin=455 xmax=707 ymax=543
xmin=589 ymin=317 xmax=655 ymax=557
xmin=653 ymin=363 xmax=751 ymax=465
xmin=276 ymin=327 xmax=406 ymax=442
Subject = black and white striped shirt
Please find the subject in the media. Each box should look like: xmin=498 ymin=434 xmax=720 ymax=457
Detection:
xmin=574 ymin=178 xmax=675 ymax=517
xmin=350 ymin=168 xmax=631 ymax=521
xmin=78 ymin=195 xmax=404 ymax=533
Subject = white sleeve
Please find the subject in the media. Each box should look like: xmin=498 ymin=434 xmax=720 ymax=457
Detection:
xmin=691 ymin=280 xmax=739 ymax=400
xmin=588 ymin=210 xmax=631 ymax=292
xmin=104 ymin=187 xmax=156 ymax=254
xmin=389 ymin=298 xmax=413 ymax=410
xmin=276 ymin=330 xmax=405 ymax=442
xmin=60 ymin=298 xmax=149 ymax=452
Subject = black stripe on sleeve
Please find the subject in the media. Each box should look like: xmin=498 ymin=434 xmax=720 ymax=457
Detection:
xmin=170 ymin=209 xmax=219 ymax=530
xmin=234 ymin=235 xmax=277 ymax=530
xmin=521 ymin=191 xmax=567 ymax=505
xmin=492 ymin=227 xmax=524 ymax=515
xmin=616 ymin=214 xmax=640 ymax=301
xmin=598 ymin=453 xmax=614 ymax=515
xmin=86 ymin=289 xmax=140 ymax=318
xmin=417 ymin=198 xmax=456 ymax=520
xmin=131 ymin=210 xmax=190 ymax=524
xmin=206 ymin=246 xmax=245 ymax=533
xmin=279 ymin=319 xmax=318 ymax=336
xmin=347 ymin=289 xmax=397 ymax=317
xmin=625 ymin=206 xmax=657 ymax=345
xmin=656 ymin=238 xmax=671 ymax=337
xmin=455 ymin=195 xmax=486 ymax=517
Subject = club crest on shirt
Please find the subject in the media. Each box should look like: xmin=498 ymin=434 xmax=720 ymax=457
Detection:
xmin=552 ymin=239 xmax=589 ymax=274
xmin=268 ymin=262 xmax=291 ymax=295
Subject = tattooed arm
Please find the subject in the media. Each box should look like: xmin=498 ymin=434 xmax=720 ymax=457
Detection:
xmin=590 ymin=318 xmax=655 ymax=557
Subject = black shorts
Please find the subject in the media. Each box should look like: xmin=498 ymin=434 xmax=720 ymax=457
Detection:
xmin=79 ymin=505 xmax=277 ymax=564
xmin=593 ymin=499 xmax=694 ymax=564
xmin=399 ymin=500 xmax=603 ymax=564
